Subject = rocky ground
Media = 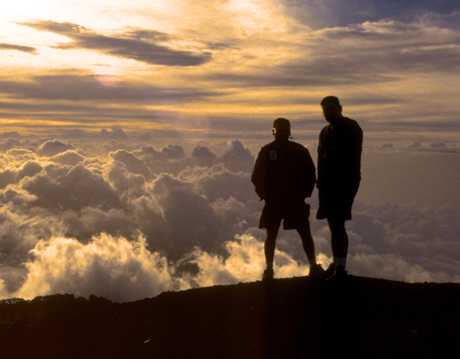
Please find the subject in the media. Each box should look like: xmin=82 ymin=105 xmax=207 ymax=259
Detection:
xmin=1 ymin=275 xmax=459 ymax=358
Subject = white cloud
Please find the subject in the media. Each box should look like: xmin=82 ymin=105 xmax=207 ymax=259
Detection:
xmin=15 ymin=233 xmax=182 ymax=302
xmin=50 ymin=150 xmax=85 ymax=166
xmin=0 ymin=138 xmax=459 ymax=302
xmin=2 ymin=232 xmax=325 ymax=302
xmin=172 ymin=233 xmax=330 ymax=287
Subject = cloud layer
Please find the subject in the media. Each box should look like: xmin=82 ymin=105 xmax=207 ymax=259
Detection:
xmin=0 ymin=135 xmax=459 ymax=301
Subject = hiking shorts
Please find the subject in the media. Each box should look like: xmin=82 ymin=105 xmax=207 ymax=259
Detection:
xmin=259 ymin=200 xmax=310 ymax=230
xmin=316 ymin=189 xmax=355 ymax=221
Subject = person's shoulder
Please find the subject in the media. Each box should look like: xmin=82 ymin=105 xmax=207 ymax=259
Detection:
xmin=288 ymin=141 xmax=311 ymax=154
xmin=343 ymin=117 xmax=361 ymax=129
xmin=343 ymin=117 xmax=362 ymax=135
xmin=258 ymin=141 xmax=276 ymax=153
xmin=288 ymin=140 xmax=306 ymax=148
xmin=320 ymin=124 xmax=331 ymax=134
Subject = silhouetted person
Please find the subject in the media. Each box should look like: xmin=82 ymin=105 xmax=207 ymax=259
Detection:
xmin=251 ymin=118 xmax=323 ymax=281
xmin=317 ymin=96 xmax=363 ymax=280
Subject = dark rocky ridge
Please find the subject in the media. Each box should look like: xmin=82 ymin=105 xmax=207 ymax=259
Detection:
xmin=1 ymin=275 xmax=459 ymax=358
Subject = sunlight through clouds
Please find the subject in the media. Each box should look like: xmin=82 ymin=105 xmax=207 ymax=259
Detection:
xmin=0 ymin=0 xmax=458 ymax=136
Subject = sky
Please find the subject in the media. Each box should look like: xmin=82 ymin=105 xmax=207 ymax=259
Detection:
xmin=0 ymin=0 xmax=459 ymax=140
xmin=0 ymin=1 xmax=460 ymax=302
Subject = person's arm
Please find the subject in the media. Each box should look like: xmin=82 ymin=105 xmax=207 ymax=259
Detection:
xmin=251 ymin=147 xmax=267 ymax=200
xmin=303 ymin=148 xmax=316 ymax=198
xmin=316 ymin=129 xmax=325 ymax=189
xmin=349 ymin=123 xmax=363 ymax=197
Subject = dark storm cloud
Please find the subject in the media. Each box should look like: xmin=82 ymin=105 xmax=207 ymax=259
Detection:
xmin=283 ymin=0 xmax=460 ymax=28
xmin=0 ymin=73 xmax=219 ymax=102
xmin=20 ymin=20 xmax=212 ymax=66
xmin=0 ymin=43 xmax=37 ymax=54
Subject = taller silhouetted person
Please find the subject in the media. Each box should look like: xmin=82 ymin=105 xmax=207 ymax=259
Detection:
xmin=317 ymin=96 xmax=363 ymax=280
xmin=251 ymin=118 xmax=323 ymax=281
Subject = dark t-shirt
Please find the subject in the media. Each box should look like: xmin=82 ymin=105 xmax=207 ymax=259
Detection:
xmin=317 ymin=117 xmax=363 ymax=198
xmin=251 ymin=140 xmax=316 ymax=205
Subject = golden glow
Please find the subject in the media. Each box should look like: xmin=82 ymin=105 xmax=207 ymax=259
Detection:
xmin=1 ymin=1 xmax=62 ymax=20
xmin=0 ymin=1 xmax=458 ymax=133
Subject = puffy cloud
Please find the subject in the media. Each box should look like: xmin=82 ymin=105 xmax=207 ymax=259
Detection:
xmin=160 ymin=145 xmax=186 ymax=160
xmin=5 ymin=148 xmax=36 ymax=161
xmin=16 ymin=161 xmax=42 ymax=180
xmin=38 ymin=139 xmax=73 ymax=156
xmin=50 ymin=150 xmax=85 ymax=166
xmin=106 ymin=159 xmax=147 ymax=199
xmin=0 ymin=138 xmax=459 ymax=302
xmin=191 ymin=145 xmax=217 ymax=166
xmin=179 ymin=234 xmax=330 ymax=287
xmin=219 ymin=140 xmax=254 ymax=172
xmin=22 ymin=164 xmax=120 ymax=211
xmin=109 ymin=149 xmax=151 ymax=178
xmin=150 ymin=174 xmax=223 ymax=258
xmin=179 ymin=164 xmax=253 ymax=203
xmin=0 ymin=169 xmax=15 ymax=189
xmin=0 ymin=159 xmax=42 ymax=188
xmin=61 ymin=207 xmax=137 ymax=243
xmin=15 ymin=233 xmax=182 ymax=302
xmin=1 ymin=232 xmax=324 ymax=302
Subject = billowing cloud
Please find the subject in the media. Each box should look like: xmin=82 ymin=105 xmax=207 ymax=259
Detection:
xmin=182 ymin=234 xmax=317 ymax=287
xmin=21 ymin=20 xmax=212 ymax=66
xmin=15 ymin=233 xmax=181 ymax=302
xmin=22 ymin=163 xmax=121 ymax=211
xmin=0 ymin=137 xmax=459 ymax=303
xmin=5 ymin=232 xmax=320 ymax=302
xmin=220 ymin=140 xmax=254 ymax=172
xmin=50 ymin=150 xmax=85 ymax=166
xmin=38 ymin=139 xmax=73 ymax=156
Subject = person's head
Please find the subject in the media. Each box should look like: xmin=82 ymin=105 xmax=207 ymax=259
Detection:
xmin=321 ymin=96 xmax=343 ymax=123
xmin=272 ymin=117 xmax=291 ymax=141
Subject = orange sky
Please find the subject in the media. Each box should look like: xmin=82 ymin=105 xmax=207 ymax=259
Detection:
xmin=0 ymin=1 xmax=459 ymax=137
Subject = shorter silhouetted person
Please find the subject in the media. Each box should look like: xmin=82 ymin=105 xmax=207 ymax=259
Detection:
xmin=317 ymin=96 xmax=363 ymax=280
xmin=251 ymin=118 xmax=323 ymax=281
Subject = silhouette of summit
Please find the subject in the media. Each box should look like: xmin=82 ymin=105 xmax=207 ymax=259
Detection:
xmin=1 ymin=276 xmax=459 ymax=358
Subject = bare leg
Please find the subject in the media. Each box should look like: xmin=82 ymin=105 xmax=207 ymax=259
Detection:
xmin=296 ymin=222 xmax=317 ymax=266
xmin=327 ymin=218 xmax=348 ymax=266
xmin=265 ymin=219 xmax=281 ymax=269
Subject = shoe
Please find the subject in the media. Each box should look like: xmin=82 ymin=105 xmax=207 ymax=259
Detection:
xmin=262 ymin=267 xmax=274 ymax=281
xmin=326 ymin=265 xmax=348 ymax=281
xmin=308 ymin=264 xmax=325 ymax=279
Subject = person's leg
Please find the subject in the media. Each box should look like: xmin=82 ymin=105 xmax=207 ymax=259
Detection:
xmin=264 ymin=219 xmax=282 ymax=270
xmin=327 ymin=218 xmax=348 ymax=270
xmin=296 ymin=222 xmax=317 ymax=266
